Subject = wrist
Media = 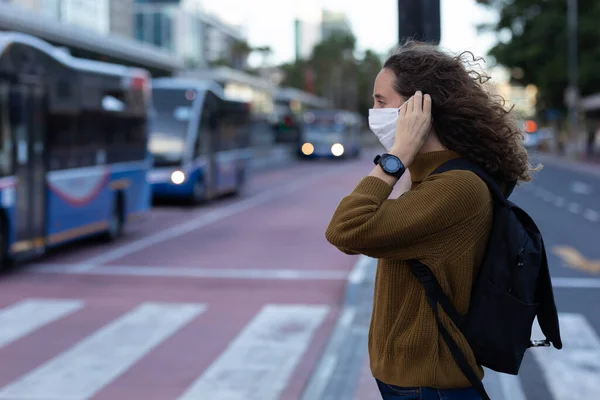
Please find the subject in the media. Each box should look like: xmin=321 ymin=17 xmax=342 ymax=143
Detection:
xmin=389 ymin=146 xmax=414 ymax=167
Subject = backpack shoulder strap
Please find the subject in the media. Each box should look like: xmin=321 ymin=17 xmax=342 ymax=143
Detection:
xmin=409 ymin=261 xmax=491 ymax=400
xmin=431 ymin=158 xmax=510 ymax=205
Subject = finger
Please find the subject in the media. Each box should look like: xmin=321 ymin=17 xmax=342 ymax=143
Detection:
xmin=413 ymin=91 xmax=423 ymax=113
xmin=399 ymin=100 xmax=409 ymax=116
xmin=423 ymin=94 xmax=432 ymax=116
xmin=407 ymin=95 xmax=415 ymax=113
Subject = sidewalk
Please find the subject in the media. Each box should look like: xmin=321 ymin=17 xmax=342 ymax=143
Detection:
xmin=531 ymin=151 xmax=600 ymax=178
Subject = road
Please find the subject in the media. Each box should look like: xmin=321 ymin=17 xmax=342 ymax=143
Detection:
xmin=0 ymin=150 xmax=598 ymax=399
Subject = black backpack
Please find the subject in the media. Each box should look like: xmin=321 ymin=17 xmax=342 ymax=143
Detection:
xmin=409 ymin=158 xmax=563 ymax=400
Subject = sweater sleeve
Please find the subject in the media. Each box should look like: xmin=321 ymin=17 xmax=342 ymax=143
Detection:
xmin=325 ymin=170 xmax=490 ymax=259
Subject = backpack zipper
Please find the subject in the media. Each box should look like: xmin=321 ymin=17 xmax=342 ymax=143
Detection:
xmin=517 ymin=248 xmax=524 ymax=267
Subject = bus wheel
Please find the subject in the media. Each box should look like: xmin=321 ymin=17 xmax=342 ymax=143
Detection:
xmin=191 ymin=178 xmax=207 ymax=205
xmin=0 ymin=219 xmax=11 ymax=273
xmin=105 ymin=195 xmax=124 ymax=241
xmin=234 ymin=169 xmax=246 ymax=196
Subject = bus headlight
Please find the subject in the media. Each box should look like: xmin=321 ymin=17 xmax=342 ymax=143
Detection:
xmin=331 ymin=143 xmax=344 ymax=157
xmin=302 ymin=143 xmax=314 ymax=155
xmin=171 ymin=170 xmax=185 ymax=184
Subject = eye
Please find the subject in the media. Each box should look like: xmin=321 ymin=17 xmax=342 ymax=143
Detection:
xmin=377 ymin=100 xmax=385 ymax=106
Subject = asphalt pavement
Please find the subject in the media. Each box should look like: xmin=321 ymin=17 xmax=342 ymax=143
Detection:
xmin=0 ymin=149 xmax=597 ymax=400
xmin=305 ymin=150 xmax=600 ymax=400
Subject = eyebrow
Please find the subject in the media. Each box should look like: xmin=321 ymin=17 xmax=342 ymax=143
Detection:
xmin=373 ymin=93 xmax=386 ymax=100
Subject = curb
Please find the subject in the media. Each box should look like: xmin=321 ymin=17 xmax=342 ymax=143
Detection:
xmin=532 ymin=152 xmax=600 ymax=178
xmin=301 ymin=255 xmax=377 ymax=400
xmin=250 ymin=144 xmax=296 ymax=172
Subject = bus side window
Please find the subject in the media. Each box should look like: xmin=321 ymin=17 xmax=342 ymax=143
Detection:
xmin=0 ymin=84 xmax=12 ymax=177
xmin=47 ymin=113 xmax=77 ymax=171
xmin=211 ymin=95 xmax=224 ymax=152
xmin=194 ymin=94 xmax=213 ymax=158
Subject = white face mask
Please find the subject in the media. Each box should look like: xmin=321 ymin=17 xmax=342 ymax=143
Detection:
xmin=368 ymin=107 xmax=399 ymax=151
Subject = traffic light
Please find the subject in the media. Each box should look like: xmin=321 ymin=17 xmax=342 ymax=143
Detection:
xmin=397 ymin=0 xmax=441 ymax=44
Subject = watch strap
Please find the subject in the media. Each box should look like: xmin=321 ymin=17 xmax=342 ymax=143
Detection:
xmin=375 ymin=153 xmax=405 ymax=179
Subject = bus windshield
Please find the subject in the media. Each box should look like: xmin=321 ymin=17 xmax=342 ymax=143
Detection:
xmin=149 ymin=112 xmax=189 ymax=167
xmin=303 ymin=121 xmax=345 ymax=134
xmin=303 ymin=112 xmax=346 ymax=134
xmin=149 ymin=88 xmax=197 ymax=167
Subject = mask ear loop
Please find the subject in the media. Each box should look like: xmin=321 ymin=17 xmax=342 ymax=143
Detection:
xmin=397 ymin=101 xmax=408 ymax=115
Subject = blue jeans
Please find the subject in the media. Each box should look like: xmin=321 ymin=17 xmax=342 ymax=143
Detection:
xmin=376 ymin=379 xmax=481 ymax=400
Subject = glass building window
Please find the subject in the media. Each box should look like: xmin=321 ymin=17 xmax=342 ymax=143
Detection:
xmin=135 ymin=13 xmax=145 ymax=41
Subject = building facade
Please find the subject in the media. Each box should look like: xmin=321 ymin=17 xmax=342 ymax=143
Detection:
xmin=294 ymin=19 xmax=321 ymax=61
xmin=7 ymin=0 xmax=131 ymax=37
xmin=61 ymin=0 xmax=110 ymax=34
xmin=133 ymin=0 xmax=244 ymax=69
xmin=109 ymin=0 xmax=133 ymax=37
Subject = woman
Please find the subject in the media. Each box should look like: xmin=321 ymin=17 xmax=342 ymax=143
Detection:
xmin=325 ymin=42 xmax=534 ymax=400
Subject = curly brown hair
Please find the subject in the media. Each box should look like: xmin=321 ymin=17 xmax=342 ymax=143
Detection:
xmin=383 ymin=42 xmax=538 ymax=184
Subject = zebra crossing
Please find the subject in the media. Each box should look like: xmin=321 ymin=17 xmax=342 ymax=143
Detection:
xmin=0 ymin=297 xmax=596 ymax=400
xmin=0 ymin=298 xmax=331 ymax=400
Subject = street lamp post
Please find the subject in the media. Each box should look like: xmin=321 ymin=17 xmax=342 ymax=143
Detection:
xmin=566 ymin=0 xmax=580 ymax=154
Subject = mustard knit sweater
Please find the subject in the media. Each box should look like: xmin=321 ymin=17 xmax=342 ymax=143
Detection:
xmin=326 ymin=150 xmax=493 ymax=389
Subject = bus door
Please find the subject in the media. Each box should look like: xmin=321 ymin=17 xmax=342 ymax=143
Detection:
xmin=204 ymin=91 xmax=235 ymax=194
xmin=10 ymin=83 xmax=46 ymax=253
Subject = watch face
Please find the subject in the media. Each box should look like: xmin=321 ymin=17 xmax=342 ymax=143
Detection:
xmin=382 ymin=156 xmax=401 ymax=172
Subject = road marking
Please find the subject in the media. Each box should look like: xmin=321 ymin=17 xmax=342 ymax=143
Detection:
xmin=570 ymin=181 xmax=592 ymax=195
xmin=552 ymin=246 xmax=600 ymax=274
xmin=0 ymin=299 xmax=83 ymax=348
xmin=568 ymin=202 xmax=582 ymax=214
xmin=299 ymin=307 xmax=355 ymax=400
xmin=542 ymin=192 xmax=555 ymax=202
xmin=301 ymin=262 xmax=363 ymax=400
xmin=583 ymin=209 xmax=600 ymax=222
xmin=498 ymin=373 xmax=528 ymax=400
xmin=77 ymin=168 xmax=343 ymax=268
xmin=0 ymin=302 xmax=205 ymax=400
xmin=553 ymin=196 xmax=566 ymax=207
xmin=525 ymin=184 xmax=597 ymax=223
xmin=31 ymin=264 xmax=350 ymax=280
xmin=531 ymin=313 xmax=600 ymax=400
xmin=483 ymin=370 xmax=527 ymax=400
xmin=178 ymin=304 xmax=329 ymax=400
xmin=348 ymin=255 xmax=374 ymax=284
xmin=552 ymin=277 xmax=600 ymax=289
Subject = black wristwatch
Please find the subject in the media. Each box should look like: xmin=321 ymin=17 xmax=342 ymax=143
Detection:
xmin=374 ymin=153 xmax=406 ymax=179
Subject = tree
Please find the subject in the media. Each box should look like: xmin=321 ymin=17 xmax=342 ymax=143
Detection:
xmin=230 ymin=39 xmax=252 ymax=70
xmin=279 ymin=33 xmax=383 ymax=115
xmin=357 ymin=50 xmax=383 ymax=116
xmin=478 ymin=0 xmax=600 ymax=114
xmin=254 ymin=46 xmax=273 ymax=66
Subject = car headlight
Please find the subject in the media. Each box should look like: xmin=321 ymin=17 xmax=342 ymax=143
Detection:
xmin=171 ymin=170 xmax=185 ymax=184
xmin=331 ymin=143 xmax=344 ymax=157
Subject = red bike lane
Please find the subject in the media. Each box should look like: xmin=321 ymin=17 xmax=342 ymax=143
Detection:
xmin=0 ymin=156 xmax=374 ymax=399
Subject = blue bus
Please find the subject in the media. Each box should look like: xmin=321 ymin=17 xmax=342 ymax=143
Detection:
xmin=0 ymin=32 xmax=152 ymax=269
xmin=148 ymin=78 xmax=252 ymax=204
xmin=298 ymin=110 xmax=362 ymax=159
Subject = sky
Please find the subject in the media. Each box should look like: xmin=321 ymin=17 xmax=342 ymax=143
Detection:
xmin=196 ymin=0 xmax=507 ymax=81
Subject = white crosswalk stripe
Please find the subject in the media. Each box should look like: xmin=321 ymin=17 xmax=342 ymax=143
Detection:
xmin=0 ymin=299 xmax=596 ymax=400
xmin=0 ymin=299 xmax=83 ymax=348
xmin=0 ymin=301 xmax=205 ymax=400
xmin=531 ymin=313 xmax=600 ymax=400
xmin=178 ymin=304 xmax=329 ymax=400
